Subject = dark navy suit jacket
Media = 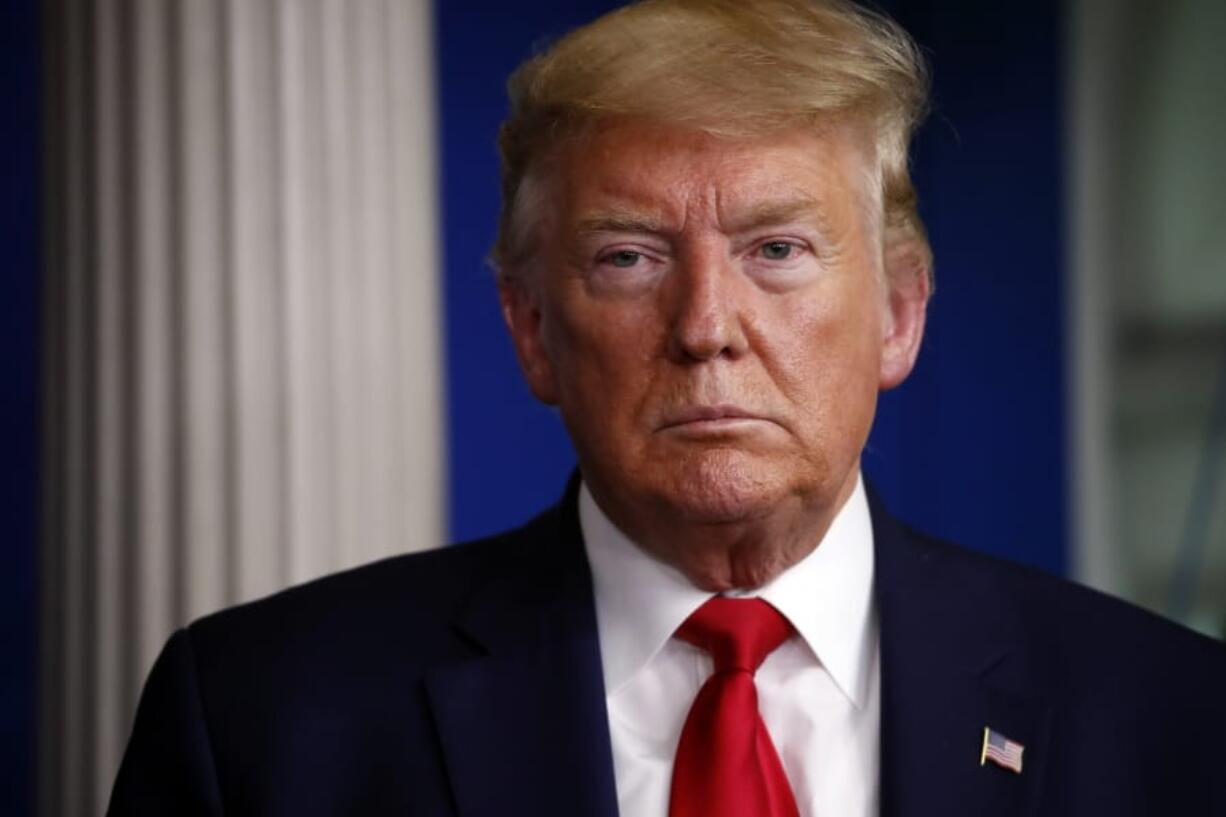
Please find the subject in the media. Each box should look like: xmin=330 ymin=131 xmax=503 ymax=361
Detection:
xmin=109 ymin=482 xmax=1226 ymax=816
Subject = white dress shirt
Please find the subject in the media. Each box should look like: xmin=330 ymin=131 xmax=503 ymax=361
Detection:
xmin=580 ymin=476 xmax=880 ymax=817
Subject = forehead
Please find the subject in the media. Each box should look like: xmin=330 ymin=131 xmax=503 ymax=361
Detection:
xmin=543 ymin=118 xmax=879 ymax=230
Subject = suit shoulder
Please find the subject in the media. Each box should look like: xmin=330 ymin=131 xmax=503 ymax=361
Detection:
xmin=908 ymin=528 xmax=1226 ymax=681
xmin=185 ymin=506 xmax=558 ymax=666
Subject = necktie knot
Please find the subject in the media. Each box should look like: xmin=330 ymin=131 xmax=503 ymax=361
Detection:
xmin=676 ymin=597 xmax=794 ymax=674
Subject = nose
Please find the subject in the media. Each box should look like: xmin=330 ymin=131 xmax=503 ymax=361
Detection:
xmin=666 ymin=247 xmax=749 ymax=363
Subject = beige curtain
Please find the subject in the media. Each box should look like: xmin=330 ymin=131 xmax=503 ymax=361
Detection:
xmin=38 ymin=1 xmax=444 ymax=814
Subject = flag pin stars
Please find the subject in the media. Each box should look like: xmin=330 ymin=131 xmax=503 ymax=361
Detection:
xmin=980 ymin=726 xmax=1025 ymax=774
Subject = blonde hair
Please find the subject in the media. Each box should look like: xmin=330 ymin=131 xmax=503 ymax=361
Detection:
xmin=493 ymin=0 xmax=931 ymax=278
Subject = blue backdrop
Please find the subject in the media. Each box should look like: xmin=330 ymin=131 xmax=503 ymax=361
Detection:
xmin=868 ymin=0 xmax=1066 ymax=573
xmin=439 ymin=0 xmax=1067 ymax=575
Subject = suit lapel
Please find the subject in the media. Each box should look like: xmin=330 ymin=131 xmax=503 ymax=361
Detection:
xmin=870 ymin=492 xmax=1051 ymax=817
xmin=424 ymin=489 xmax=620 ymax=817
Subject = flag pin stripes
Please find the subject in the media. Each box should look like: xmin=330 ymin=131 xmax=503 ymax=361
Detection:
xmin=980 ymin=726 xmax=1024 ymax=774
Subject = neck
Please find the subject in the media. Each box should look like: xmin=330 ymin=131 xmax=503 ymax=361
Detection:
xmin=590 ymin=467 xmax=861 ymax=592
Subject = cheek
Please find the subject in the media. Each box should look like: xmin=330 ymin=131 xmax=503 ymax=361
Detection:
xmin=543 ymin=295 xmax=659 ymax=408
xmin=769 ymin=283 xmax=885 ymax=440
xmin=778 ymin=281 xmax=883 ymax=375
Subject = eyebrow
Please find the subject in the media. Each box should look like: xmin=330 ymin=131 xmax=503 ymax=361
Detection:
xmin=574 ymin=210 xmax=669 ymax=236
xmin=721 ymin=195 xmax=828 ymax=234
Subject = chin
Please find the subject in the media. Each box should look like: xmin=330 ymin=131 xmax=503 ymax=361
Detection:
xmin=659 ymin=449 xmax=792 ymax=524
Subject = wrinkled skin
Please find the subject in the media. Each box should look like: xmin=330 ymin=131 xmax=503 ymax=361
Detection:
xmin=501 ymin=119 xmax=929 ymax=591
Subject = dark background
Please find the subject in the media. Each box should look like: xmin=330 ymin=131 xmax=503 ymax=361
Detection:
xmin=6 ymin=1 xmax=1064 ymax=812
xmin=3 ymin=0 xmax=41 ymax=812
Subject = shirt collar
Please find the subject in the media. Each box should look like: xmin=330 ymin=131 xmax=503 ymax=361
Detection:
xmin=581 ymin=474 xmax=877 ymax=708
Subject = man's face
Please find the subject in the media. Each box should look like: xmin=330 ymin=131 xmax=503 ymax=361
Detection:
xmin=503 ymin=119 xmax=925 ymax=552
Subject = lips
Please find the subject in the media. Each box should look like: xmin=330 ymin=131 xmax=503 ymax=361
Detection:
xmin=659 ymin=404 xmax=767 ymax=430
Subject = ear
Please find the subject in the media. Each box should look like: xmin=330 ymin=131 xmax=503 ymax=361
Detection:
xmin=878 ymin=236 xmax=931 ymax=390
xmin=499 ymin=274 xmax=561 ymax=405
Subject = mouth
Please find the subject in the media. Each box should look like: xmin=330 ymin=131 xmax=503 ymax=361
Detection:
xmin=658 ymin=404 xmax=774 ymax=433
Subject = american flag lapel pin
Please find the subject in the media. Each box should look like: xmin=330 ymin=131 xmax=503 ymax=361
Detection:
xmin=980 ymin=726 xmax=1024 ymax=774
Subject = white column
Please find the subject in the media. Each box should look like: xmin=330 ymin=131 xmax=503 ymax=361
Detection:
xmin=38 ymin=1 xmax=444 ymax=814
xmin=1067 ymin=0 xmax=1122 ymax=596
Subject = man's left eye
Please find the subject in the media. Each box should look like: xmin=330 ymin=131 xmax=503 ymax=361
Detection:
xmin=604 ymin=250 xmax=642 ymax=268
xmin=760 ymin=242 xmax=795 ymax=261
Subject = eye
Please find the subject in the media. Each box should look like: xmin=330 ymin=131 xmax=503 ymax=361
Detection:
xmin=760 ymin=241 xmax=795 ymax=261
xmin=602 ymin=249 xmax=643 ymax=268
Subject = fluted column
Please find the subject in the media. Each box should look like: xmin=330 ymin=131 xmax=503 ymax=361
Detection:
xmin=38 ymin=2 xmax=444 ymax=814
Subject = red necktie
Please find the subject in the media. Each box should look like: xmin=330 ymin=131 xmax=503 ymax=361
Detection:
xmin=669 ymin=597 xmax=800 ymax=817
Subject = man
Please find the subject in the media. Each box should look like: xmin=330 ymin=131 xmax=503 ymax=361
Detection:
xmin=109 ymin=1 xmax=1226 ymax=815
